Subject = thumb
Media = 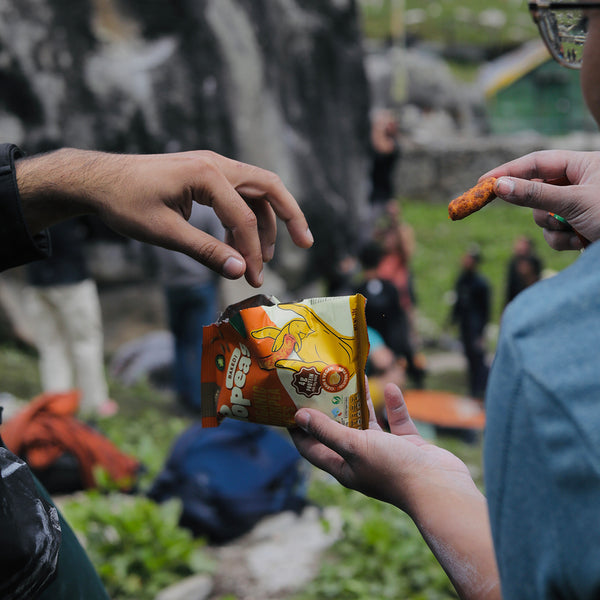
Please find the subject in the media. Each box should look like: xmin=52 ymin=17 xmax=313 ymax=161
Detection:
xmin=295 ymin=408 xmax=358 ymax=458
xmin=155 ymin=212 xmax=248 ymax=280
xmin=384 ymin=384 xmax=420 ymax=437
xmin=494 ymin=176 xmax=579 ymax=220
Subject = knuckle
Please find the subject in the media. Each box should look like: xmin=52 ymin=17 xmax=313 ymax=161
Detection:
xmin=262 ymin=169 xmax=283 ymax=189
xmin=525 ymin=181 xmax=545 ymax=206
xmin=239 ymin=209 xmax=258 ymax=230
xmin=195 ymin=239 xmax=221 ymax=264
xmin=248 ymin=166 xmax=282 ymax=194
xmin=187 ymin=151 xmax=220 ymax=179
xmin=339 ymin=436 xmax=361 ymax=464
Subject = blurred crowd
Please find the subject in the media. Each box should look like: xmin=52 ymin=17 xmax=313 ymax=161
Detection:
xmin=324 ymin=107 xmax=546 ymax=422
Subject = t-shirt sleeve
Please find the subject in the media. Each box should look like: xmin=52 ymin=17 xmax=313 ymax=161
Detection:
xmin=0 ymin=144 xmax=50 ymax=272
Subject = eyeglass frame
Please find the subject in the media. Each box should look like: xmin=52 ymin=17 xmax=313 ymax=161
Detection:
xmin=528 ymin=1 xmax=600 ymax=69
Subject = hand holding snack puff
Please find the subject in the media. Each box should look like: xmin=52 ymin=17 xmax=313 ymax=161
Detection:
xmin=201 ymin=294 xmax=369 ymax=429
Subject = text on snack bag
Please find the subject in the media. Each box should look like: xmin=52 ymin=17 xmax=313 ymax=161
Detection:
xmin=222 ymin=343 xmax=252 ymax=419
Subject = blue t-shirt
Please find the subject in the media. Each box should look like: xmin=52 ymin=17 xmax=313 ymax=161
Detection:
xmin=485 ymin=240 xmax=600 ymax=599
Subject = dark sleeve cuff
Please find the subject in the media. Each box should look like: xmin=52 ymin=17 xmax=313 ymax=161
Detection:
xmin=0 ymin=144 xmax=50 ymax=272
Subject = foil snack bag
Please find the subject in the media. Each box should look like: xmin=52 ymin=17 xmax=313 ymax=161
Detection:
xmin=201 ymin=294 xmax=369 ymax=429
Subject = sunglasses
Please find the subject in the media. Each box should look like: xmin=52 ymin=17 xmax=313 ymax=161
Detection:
xmin=528 ymin=1 xmax=600 ymax=69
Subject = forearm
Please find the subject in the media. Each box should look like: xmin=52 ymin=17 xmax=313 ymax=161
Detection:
xmin=408 ymin=476 xmax=500 ymax=600
xmin=15 ymin=148 xmax=121 ymax=234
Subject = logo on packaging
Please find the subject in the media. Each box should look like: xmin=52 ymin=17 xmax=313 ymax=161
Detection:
xmin=291 ymin=366 xmax=321 ymax=398
xmin=320 ymin=364 xmax=349 ymax=393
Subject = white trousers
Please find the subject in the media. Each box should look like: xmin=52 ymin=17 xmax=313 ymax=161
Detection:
xmin=25 ymin=279 xmax=108 ymax=416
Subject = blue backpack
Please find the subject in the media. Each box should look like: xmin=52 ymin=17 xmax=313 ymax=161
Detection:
xmin=148 ymin=419 xmax=307 ymax=543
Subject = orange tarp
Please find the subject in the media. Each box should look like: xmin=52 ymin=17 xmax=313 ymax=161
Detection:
xmin=403 ymin=389 xmax=485 ymax=430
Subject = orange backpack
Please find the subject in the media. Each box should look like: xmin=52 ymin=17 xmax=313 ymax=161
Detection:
xmin=1 ymin=391 xmax=140 ymax=492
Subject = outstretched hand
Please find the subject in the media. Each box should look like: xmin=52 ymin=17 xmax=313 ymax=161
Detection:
xmin=16 ymin=148 xmax=313 ymax=287
xmin=483 ymin=150 xmax=600 ymax=251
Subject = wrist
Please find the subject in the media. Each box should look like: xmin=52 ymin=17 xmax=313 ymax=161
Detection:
xmin=405 ymin=473 xmax=499 ymax=600
xmin=406 ymin=467 xmax=484 ymax=522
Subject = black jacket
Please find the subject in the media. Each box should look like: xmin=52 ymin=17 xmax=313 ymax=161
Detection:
xmin=0 ymin=143 xmax=109 ymax=600
xmin=0 ymin=143 xmax=50 ymax=271
xmin=26 ymin=218 xmax=90 ymax=286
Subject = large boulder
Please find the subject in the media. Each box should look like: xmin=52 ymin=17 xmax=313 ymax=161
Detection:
xmin=0 ymin=0 xmax=370 ymax=287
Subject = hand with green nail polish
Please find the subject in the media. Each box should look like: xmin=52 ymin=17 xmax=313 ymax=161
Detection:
xmin=480 ymin=149 xmax=600 ymax=251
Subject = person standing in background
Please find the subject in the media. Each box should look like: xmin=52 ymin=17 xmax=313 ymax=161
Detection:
xmin=24 ymin=217 xmax=116 ymax=419
xmin=153 ymin=204 xmax=223 ymax=413
xmin=375 ymin=202 xmax=419 ymax=349
xmin=356 ymin=240 xmax=424 ymax=388
xmin=505 ymin=235 xmax=543 ymax=305
xmin=451 ymin=246 xmax=491 ymax=400
xmin=368 ymin=108 xmax=401 ymax=220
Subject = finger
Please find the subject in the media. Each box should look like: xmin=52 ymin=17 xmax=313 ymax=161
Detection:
xmin=294 ymin=407 xmax=361 ymax=462
xmin=493 ymin=176 xmax=582 ymax=221
xmin=272 ymin=330 xmax=288 ymax=352
xmin=144 ymin=210 xmax=248 ymax=280
xmin=200 ymin=167 xmax=265 ymax=287
xmin=532 ymin=208 xmax=572 ymax=231
xmin=218 ymin=158 xmax=314 ymax=249
xmin=532 ymin=209 xmax=583 ymax=250
xmin=289 ymin=420 xmax=349 ymax=477
xmin=480 ymin=149 xmax=576 ymax=182
xmin=249 ymin=197 xmax=278 ymax=262
xmin=384 ymin=383 xmax=420 ymax=437
xmin=543 ymin=227 xmax=584 ymax=251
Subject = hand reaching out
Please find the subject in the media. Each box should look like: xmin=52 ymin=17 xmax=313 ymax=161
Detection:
xmin=483 ymin=150 xmax=600 ymax=251
xmin=16 ymin=148 xmax=313 ymax=287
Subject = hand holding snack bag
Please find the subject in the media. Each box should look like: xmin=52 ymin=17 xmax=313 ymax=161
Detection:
xmin=201 ymin=294 xmax=369 ymax=429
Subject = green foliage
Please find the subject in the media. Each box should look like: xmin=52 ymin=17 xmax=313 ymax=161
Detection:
xmin=0 ymin=344 xmax=41 ymax=400
xmin=59 ymin=381 xmax=203 ymax=598
xmin=62 ymin=492 xmax=214 ymax=600
xmin=359 ymin=0 xmax=537 ymax=49
xmin=95 ymin=405 xmax=190 ymax=489
xmin=295 ymin=478 xmax=458 ymax=600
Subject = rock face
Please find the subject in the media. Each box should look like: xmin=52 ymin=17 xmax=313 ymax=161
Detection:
xmin=0 ymin=0 xmax=370 ymax=287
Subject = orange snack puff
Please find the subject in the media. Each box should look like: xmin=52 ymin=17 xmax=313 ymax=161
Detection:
xmin=201 ymin=294 xmax=369 ymax=429
xmin=448 ymin=176 xmax=497 ymax=221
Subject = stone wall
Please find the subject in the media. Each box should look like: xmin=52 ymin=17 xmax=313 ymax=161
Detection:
xmin=395 ymin=132 xmax=600 ymax=202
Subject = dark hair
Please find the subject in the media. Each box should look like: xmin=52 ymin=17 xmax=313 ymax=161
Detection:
xmin=358 ymin=240 xmax=384 ymax=270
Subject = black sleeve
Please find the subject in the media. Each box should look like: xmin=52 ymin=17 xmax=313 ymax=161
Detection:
xmin=0 ymin=144 xmax=50 ymax=272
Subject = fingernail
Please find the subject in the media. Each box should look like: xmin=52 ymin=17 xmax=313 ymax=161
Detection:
xmin=257 ymin=269 xmax=264 ymax=286
xmin=306 ymin=228 xmax=314 ymax=245
xmin=570 ymin=234 xmax=584 ymax=251
xmin=295 ymin=409 xmax=311 ymax=432
xmin=495 ymin=177 xmax=515 ymax=196
xmin=265 ymin=244 xmax=275 ymax=262
xmin=223 ymin=256 xmax=245 ymax=279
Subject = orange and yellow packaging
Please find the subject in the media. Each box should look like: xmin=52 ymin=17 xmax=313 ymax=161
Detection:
xmin=201 ymin=294 xmax=369 ymax=429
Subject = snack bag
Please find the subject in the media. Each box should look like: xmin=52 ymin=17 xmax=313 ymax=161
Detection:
xmin=201 ymin=294 xmax=369 ymax=429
